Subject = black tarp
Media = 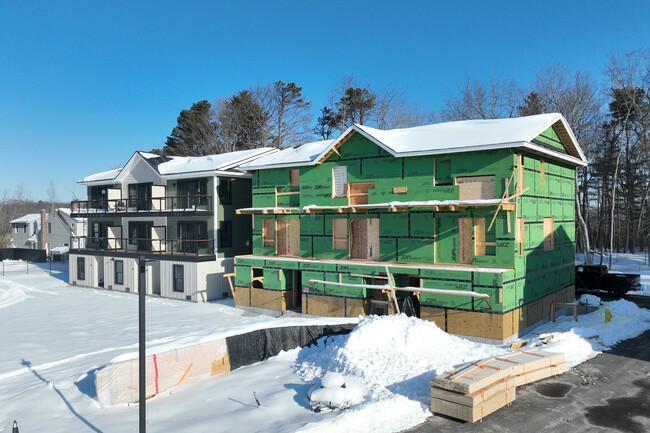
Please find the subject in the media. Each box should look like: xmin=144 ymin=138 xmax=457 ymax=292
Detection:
xmin=0 ymin=248 xmax=46 ymax=262
xmin=226 ymin=324 xmax=355 ymax=370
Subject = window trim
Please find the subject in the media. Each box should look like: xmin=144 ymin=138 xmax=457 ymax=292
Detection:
xmin=173 ymin=264 xmax=184 ymax=292
xmin=114 ymin=260 xmax=124 ymax=285
xmin=77 ymin=257 xmax=85 ymax=280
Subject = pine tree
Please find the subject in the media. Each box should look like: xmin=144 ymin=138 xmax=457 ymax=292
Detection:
xmin=161 ymin=100 xmax=218 ymax=156
xmin=268 ymin=81 xmax=312 ymax=148
xmin=518 ymin=91 xmax=547 ymax=116
xmin=313 ymin=106 xmax=340 ymax=139
xmin=216 ymin=90 xmax=271 ymax=151
xmin=336 ymin=87 xmax=376 ymax=128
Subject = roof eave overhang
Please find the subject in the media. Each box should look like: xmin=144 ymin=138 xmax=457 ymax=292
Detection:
xmin=520 ymin=142 xmax=588 ymax=167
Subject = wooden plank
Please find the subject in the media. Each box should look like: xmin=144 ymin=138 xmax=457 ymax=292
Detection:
xmin=432 ymin=387 xmax=516 ymax=423
xmin=393 ymin=186 xmax=408 ymax=194
xmin=432 ymin=358 xmax=517 ymax=394
xmin=512 ymin=362 xmax=570 ymax=387
xmin=431 ymin=377 xmax=515 ymax=407
xmin=474 ymin=218 xmax=486 ymax=256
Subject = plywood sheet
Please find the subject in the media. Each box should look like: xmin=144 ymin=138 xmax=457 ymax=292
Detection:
xmin=432 ymin=358 xmax=517 ymax=394
xmin=233 ymin=286 xmax=251 ymax=307
xmin=251 ymin=287 xmax=286 ymax=311
xmin=277 ymin=219 xmax=300 ymax=256
xmin=304 ymin=294 xmax=346 ymax=317
xmin=420 ymin=306 xmax=446 ymax=331
xmin=456 ymin=176 xmax=496 ymax=200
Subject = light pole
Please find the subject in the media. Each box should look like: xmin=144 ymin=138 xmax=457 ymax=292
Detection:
xmin=138 ymin=256 xmax=146 ymax=433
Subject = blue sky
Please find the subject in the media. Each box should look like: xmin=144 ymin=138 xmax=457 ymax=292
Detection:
xmin=0 ymin=0 xmax=647 ymax=201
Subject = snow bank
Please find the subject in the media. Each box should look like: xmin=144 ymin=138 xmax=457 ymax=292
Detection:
xmin=295 ymin=314 xmax=509 ymax=432
xmin=531 ymin=298 xmax=650 ymax=366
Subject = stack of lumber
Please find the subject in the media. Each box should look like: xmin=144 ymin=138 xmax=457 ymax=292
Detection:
xmin=431 ymin=348 xmax=569 ymax=423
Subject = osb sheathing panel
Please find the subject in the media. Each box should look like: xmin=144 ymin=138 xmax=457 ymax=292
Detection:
xmin=420 ymin=306 xmax=446 ymax=331
xmin=446 ymin=309 xmax=513 ymax=341
xmin=566 ymin=285 xmax=576 ymax=303
xmin=233 ymin=286 xmax=251 ymax=307
xmin=251 ymin=287 xmax=286 ymax=311
xmin=345 ymin=298 xmax=370 ymax=317
xmin=304 ymin=294 xmax=345 ymax=317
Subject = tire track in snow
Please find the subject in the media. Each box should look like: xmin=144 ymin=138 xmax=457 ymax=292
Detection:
xmin=0 ymin=280 xmax=28 ymax=309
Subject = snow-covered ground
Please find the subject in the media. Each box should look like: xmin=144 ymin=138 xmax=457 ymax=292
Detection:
xmin=1 ymin=258 xmax=649 ymax=433
xmin=577 ymin=251 xmax=650 ymax=296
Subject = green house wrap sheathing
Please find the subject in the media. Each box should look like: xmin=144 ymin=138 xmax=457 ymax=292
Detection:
xmin=236 ymin=121 xmax=580 ymax=332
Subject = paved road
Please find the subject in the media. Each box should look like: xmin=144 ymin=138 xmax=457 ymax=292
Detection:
xmin=405 ymin=329 xmax=650 ymax=433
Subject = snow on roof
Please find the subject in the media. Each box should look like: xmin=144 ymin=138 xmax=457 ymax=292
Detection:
xmin=240 ymin=139 xmax=335 ymax=170
xmin=78 ymin=148 xmax=278 ymax=185
xmin=79 ymin=167 xmax=122 ymax=184
xmin=10 ymin=214 xmax=41 ymax=224
xmin=241 ymin=113 xmax=587 ymax=170
xmin=50 ymin=246 xmax=69 ymax=253
xmin=157 ymin=148 xmax=277 ymax=175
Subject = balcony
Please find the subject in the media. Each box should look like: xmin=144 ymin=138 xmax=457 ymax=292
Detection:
xmin=70 ymin=236 xmax=215 ymax=257
xmin=70 ymin=195 xmax=213 ymax=216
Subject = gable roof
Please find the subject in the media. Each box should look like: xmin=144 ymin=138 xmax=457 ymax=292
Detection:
xmin=241 ymin=113 xmax=587 ymax=170
xmin=10 ymin=214 xmax=41 ymax=224
xmin=78 ymin=148 xmax=279 ymax=185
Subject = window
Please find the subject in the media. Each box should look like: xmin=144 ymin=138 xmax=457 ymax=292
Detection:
xmin=178 ymin=178 xmax=209 ymax=208
xmin=262 ymin=219 xmax=275 ymax=248
xmin=173 ymin=265 xmax=184 ymax=292
xmin=333 ymin=219 xmax=347 ymax=251
xmin=178 ymin=221 xmax=208 ymax=253
xmin=332 ymin=166 xmax=347 ymax=197
xmin=289 ymin=170 xmax=300 ymax=187
xmin=544 ymin=218 xmax=554 ymax=251
xmin=115 ymin=260 xmax=124 ymax=285
xmin=77 ymin=257 xmax=85 ymax=280
xmin=218 ymin=179 xmax=232 ymax=205
xmin=220 ymin=220 xmax=233 ymax=248
xmin=48 ymin=223 xmax=51 ymax=233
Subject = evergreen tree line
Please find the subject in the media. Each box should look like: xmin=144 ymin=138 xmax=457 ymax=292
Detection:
xmin=152 ymin=49 xmax=649 ymax=264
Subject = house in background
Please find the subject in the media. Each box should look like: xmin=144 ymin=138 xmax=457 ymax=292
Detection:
xmin=232 ymin=113 xmax=587 ymax=343
xmin=10 ymin=213 xmax=43 ymax=249
xmin=68 ymin=148 xmax=277 ymax=301
xmin=45 ymin=208 xmax=86 ymax=260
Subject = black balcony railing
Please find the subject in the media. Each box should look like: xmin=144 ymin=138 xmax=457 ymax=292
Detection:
xmin=71 ymin=195 xmax=213 ymax=214
xmin=70 ymin=236 xmax=215 ymax=256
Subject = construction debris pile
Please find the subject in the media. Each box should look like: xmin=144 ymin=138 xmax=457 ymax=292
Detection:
xmin=431 ymin=348 xmax=569 ymax=423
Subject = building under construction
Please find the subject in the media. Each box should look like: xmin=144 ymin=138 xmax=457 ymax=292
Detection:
xmin=231 ymin=113 xmax=587 ymax=343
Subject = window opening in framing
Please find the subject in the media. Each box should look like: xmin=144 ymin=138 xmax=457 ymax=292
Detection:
xmin=348 ymin=182 xmax=375 ymax=205
xmin=262 ymin=219 xmax=275 ymax=248
xmin=474 ymin=217 xmax=496 ymax=256
xmin=252 ymin=267 xmax=264 ymax=289
xmin=332 ymin=218 xmax=348 ymax=251
xmin=332 ymin=166 xmax=347 ymax=197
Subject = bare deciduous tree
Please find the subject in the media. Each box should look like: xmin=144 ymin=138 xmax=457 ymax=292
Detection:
xmin=438 ymin=75 xmax=522 ymax=121
xmin=374 ymin=85 xmax=426 ymax=130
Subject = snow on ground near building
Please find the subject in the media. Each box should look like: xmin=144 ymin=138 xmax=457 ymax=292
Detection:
xmin=1 ymin=260 xmax=650 ymax=433
xmin=577 ymin=251 xmax=650 ymax=296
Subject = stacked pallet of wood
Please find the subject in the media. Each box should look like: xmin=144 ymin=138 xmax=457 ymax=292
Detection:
xmin=431 ymin=349 xmax=569 ymax=423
